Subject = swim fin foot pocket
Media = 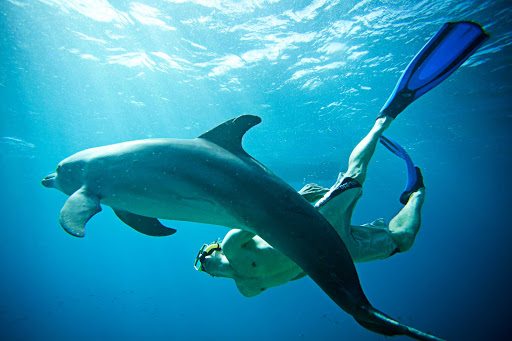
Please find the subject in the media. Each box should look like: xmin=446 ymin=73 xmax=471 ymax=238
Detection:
xmin=400 ymin=167 xmax=425 ymax=205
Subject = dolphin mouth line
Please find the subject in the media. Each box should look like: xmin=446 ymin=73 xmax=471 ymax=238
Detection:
xmin=41 ymin=173 xmax=56 ymax=188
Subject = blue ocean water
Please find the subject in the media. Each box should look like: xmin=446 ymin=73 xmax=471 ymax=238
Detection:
xmin=1 ymin=0 xmax=511 ymax=340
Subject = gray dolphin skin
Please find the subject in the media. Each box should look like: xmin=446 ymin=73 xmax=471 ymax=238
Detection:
xmin=42 ymin=115 xmax=443 ymax=340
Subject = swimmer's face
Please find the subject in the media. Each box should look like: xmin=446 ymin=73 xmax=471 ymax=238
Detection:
xmin=202 ymin=249 xmax=223 ymax=269
xmin=202 ymin=250 xmax=233 ymax=278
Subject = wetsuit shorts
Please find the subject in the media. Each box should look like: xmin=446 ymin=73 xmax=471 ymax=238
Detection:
xmin=298 ymin=173 xmax=399 ymax=263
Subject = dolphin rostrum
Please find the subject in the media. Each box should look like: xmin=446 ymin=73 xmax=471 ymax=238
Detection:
xmin=42 ymin=115 xmax=443 ymax=340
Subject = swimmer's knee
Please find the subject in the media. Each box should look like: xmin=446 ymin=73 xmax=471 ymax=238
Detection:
xmin=391 ymin=230 xmax=417 ymax=253
xmin=344 ymin=167 xmax=366 ymax=185
xmin=351 ymin=173 xmax=366 ymax=185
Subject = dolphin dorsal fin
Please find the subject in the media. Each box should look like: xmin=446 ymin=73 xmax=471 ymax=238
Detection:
xmin=198 ymin=115 xmax=261 ymax=155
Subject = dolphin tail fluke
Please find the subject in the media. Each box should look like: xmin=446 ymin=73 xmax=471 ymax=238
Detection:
xmin=356 ymin=307 xmax=445 ymax=341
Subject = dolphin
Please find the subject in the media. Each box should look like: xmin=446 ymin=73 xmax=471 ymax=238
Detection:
xmin=42 ymin=115 xmax=442 ymax=340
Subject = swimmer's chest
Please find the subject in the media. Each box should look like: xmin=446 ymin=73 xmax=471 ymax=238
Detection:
xmin=231 ymin=237 xmax=298 ymax=278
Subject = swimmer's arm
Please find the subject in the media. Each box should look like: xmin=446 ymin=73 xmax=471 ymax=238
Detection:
xmin=222 ymin=229 xmax=256 ymax=258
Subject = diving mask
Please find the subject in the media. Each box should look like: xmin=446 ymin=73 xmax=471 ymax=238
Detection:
xmin=194 ymin=241 xmax=222 ymax=272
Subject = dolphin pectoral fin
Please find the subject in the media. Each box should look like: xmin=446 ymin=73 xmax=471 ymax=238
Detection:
xmin=59 ymin=187 xmax=101 ymax=238
xmin=113 ymin=210 xmax=177 ymax=237
xmin=290 ymin=272 xmax=308 ymax=281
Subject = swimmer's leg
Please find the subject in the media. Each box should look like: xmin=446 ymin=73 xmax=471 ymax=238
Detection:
xmin=388 ymin=188 xmax=426 ymax=252
xmin=345 ymin=116 xmax=393 ymax=184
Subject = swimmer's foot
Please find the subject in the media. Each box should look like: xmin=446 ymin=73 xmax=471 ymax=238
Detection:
xmin=400 ymin=167 xmax=425 ymax=205
xmin=376 ymin=105 xmax=404 ymax=120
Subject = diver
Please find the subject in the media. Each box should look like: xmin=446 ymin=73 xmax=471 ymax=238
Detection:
xmin=194 ymin=115 xmax=425 ymax=297
xmin=194 ymin=20 xmax=489 ymax=298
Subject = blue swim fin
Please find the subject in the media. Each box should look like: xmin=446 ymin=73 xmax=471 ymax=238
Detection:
xmin=378 ymin=21 xmax=489 ymax=119
xmin=380 ymin=135 xmax=423 ymax=204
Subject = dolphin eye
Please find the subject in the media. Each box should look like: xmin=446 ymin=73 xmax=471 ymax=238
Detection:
xmin=56 ymin=165 xmax=61 ymax=172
